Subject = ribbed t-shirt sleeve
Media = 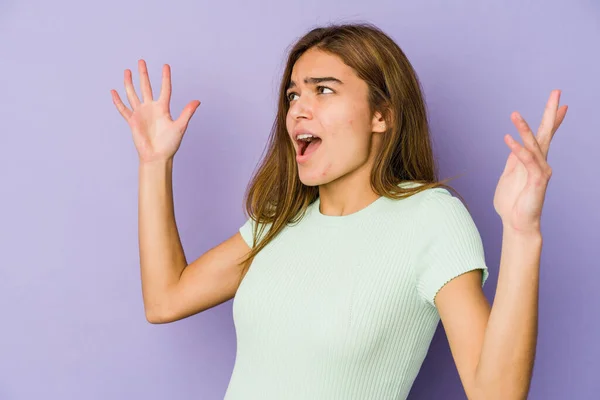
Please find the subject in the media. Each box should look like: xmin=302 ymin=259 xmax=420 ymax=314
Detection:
xmin=239 ymin=217 xmax=255 ymax=248
xmin=239 ymin=217 xmax=271 ymax=249
xmin=414 ymin=188 xmax=489 ymax=308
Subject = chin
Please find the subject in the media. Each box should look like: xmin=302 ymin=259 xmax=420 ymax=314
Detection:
xmin=297 ymin=167 xmax=335 ymax=187
xmin=298 ymin=175 xmax=324 ymax=187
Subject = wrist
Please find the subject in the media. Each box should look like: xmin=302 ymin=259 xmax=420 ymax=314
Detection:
xmin=139 ymin=158 xmax=173 ymax=169
xmin=502 ymin=224 xmax=543 ymax=243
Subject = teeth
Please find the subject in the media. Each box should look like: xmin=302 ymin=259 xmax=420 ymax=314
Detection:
xmin=297 ymin=134 xmax=318 ymax=141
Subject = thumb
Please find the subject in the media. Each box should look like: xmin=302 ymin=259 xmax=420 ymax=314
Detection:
xmin=175 ymin=100 xmax=201 ymax=131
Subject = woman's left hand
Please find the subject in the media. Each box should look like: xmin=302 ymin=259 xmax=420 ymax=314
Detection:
xmin=493 ymin=90 xmax=568 ymax=234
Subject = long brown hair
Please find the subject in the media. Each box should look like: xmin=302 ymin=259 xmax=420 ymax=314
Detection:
xmin=238 ymin=22 xmax=464 ymax=273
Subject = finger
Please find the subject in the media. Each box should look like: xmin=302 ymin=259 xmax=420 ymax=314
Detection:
xmin=138 ymin=59 xmax=154 ymax=102
xmin=553 ymin=105 xmax=568 ymax=133
xmin=501 ymin=151 xmax=519 ymax=176
xmin=511 ymin=112 xmax=545 ymax=163
xmin=111 ymin=89 xmax=132 ymax=121
xmin=159 ymin=64 xmax=172 ymax=113
xmin=124 ymin=69 xmax=141 ymax=109
xmin=535 ymin=90 xmax=560 ymax=151
xmin=175 ymin=100 xmax=201 ymax=131
xmin=505 ymin=134 xmax=547 ymax=182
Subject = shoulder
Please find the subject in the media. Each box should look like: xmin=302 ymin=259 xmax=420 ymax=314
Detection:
xmin=420 ymin=187 xmax=470 ymax=219
xmin=391 ymin=183 xmax=477 ymax=236
xmin=239 ymin=215 xmax=274 ymax=248
xmin=378 ymin=183 xmax=460 ymax=234
xmin=396 ymin=181 xmax=452 ymax=198
xmin=391 ymin=181 xmax=458 ymax=211
xmin=415 ymin=187 xmax=481 ymax=245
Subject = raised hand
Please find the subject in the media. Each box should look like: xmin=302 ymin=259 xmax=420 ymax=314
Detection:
xmin=493 ymin=90 xmax=568 ymax=234
xmin=111 ymin=59 xmax=201 ymax=164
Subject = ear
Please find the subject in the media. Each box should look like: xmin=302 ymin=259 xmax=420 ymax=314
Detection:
xmin=371 ymin=110 xmax=387 ymax=133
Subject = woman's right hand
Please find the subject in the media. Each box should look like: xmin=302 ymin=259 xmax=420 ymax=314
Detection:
xmin=111 ymin=59 xmax=201 ymax=164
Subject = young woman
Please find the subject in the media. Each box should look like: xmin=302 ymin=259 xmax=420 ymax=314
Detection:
xmin=111 ymin=23 xmax=567 ymax=400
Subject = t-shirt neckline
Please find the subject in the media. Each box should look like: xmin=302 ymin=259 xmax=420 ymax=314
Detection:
xmin=310 ymin=195 xmax=388 ymax=227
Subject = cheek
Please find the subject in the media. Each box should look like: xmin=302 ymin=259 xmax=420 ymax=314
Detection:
xmin=326 ymin=118 xmax=368 ymax=155
xmin=321 ymin=162 xmax=332 ymax=177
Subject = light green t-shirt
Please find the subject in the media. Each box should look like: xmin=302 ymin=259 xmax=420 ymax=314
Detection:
xmin=225 ymin=184 xmax=489 ymax=400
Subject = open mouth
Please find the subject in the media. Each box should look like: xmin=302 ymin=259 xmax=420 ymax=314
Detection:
xmin=296 ymin=136 xmax=322 ymax=156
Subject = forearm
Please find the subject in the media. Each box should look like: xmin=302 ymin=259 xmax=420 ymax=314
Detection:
xmin=138 ymin=158 xmax=188 ymax=320
xmin=474 ymin=228 xmax=543 ymax=399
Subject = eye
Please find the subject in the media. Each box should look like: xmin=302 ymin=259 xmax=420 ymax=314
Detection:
xmin=286 ymin=86 xmax=334 ymax=102
xmin=316 ymin=85 xmax=334 ymax=95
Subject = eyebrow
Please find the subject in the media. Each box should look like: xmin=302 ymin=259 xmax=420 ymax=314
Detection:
xmin=286 ymin=77 xmax=344 ymax=91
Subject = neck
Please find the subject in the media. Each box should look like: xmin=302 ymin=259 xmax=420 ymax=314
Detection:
xmin=317 ymin=166 xmax=380 ymax=217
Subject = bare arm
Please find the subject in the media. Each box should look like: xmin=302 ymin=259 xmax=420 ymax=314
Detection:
xmin=138 ymin=159 xmax=251 ymax=324
xmin=436 ymin=231 xmax=542 ymax=400
xmin=473 ymin=230 xmax=542 ymax=399
xmin=111 ymin=59 xmax=250 ymax=324
xmin=137 ymin=158 xmax=185 ymax=322
xmin=154 ymin=229 xmax=251 ymax=323
xmin=436 ymin=90 xmax=567 ymax=399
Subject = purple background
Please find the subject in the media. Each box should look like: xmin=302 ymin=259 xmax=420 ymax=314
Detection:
xmin=1 ymin=0 xmax=598 ymax=399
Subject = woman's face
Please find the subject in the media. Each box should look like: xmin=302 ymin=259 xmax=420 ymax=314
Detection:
xmin=285 ymin=47 xmax=386 ymax=187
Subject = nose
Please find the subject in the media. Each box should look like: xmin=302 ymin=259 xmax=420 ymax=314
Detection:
xmin=287 ymin=95 xmax=313 ymax=120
